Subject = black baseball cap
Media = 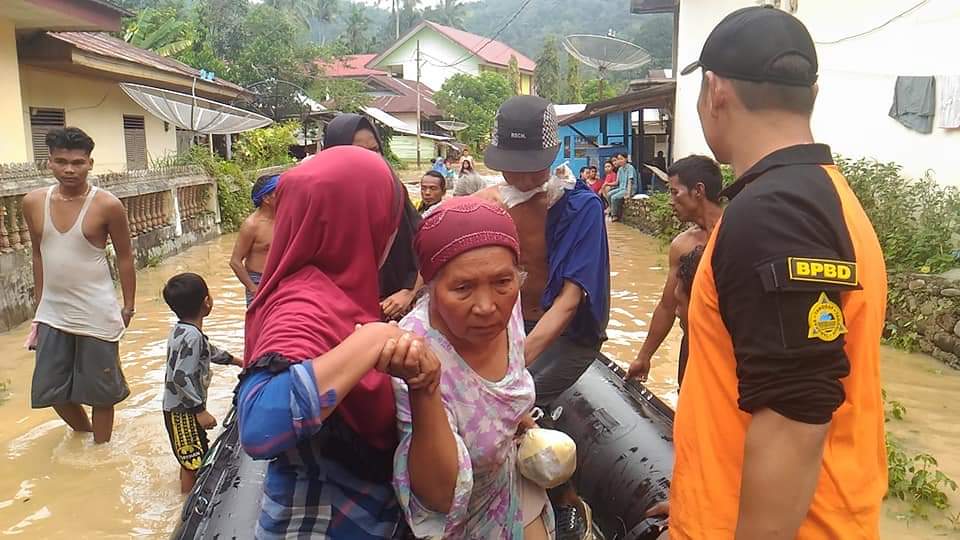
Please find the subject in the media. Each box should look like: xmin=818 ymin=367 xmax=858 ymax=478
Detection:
xmin=484 ymin=96 xmax=560 ymax=173
xmin=680 ymin=6 xmax=818 ymax=87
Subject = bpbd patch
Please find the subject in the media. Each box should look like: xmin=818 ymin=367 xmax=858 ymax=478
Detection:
xmin=788 ymin=257 xmax=858 ymax=286
xmin=807 ymin=292 xmax=847 ymax=342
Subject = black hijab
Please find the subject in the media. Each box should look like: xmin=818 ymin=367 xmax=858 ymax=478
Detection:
xmin=322 ymin=113 xmax=421 ymax=299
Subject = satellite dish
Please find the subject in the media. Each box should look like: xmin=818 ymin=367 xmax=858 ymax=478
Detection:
xmin=120 ymin=83 xmax=272 ymax=134
xmin=436 ymin=120 xmax=469 ymax=132
xmin=562 ymin=34 xmax=652 ymax=99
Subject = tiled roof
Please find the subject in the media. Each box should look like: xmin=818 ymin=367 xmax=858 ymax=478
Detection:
xmin=324 ymin=75 xmax=441 ymax=117
xmin=48 ymin=32 xmax=246 ymax=94
xmin=318 ymin=54 xmax=387 ymax=77
xmin=424 ymin=21 xmax=535 ymax=72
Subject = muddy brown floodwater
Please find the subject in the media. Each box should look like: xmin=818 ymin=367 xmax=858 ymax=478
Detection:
xmin=0 ymin=225 xmax=957 ymax=538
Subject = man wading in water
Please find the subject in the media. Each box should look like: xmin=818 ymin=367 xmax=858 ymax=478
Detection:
xmin=627 ymin=155 xmax=723 ymax=386
xmin=22 ymin=127 xmax=136 ymax=444
xmin=230 ymin=174 xmax=277 ymax=307
xmin=479 ymin=95 xmax=610 ymax=540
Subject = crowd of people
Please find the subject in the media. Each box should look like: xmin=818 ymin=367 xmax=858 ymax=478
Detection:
xmin=22 ymin=6 xmax=891 ymax=540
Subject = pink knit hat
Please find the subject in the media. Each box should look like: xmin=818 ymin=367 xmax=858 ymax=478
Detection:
xmin=415 ymin=197 xmax=521 ymax=282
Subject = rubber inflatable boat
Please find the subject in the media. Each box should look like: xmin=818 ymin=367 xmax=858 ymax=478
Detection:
xmin=170 ymin=355 xmax=673 ymax=539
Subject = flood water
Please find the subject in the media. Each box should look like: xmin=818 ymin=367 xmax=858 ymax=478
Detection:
xmin=0 ymin=225 xmax=957 ymax=538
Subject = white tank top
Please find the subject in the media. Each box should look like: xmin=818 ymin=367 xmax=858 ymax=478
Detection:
xmin=34 ymin=185 xmax=125 ymax=342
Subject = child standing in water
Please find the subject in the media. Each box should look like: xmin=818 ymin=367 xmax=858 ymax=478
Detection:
xmin=161 ymin=273 xmax=240 ymax=493
xmin=230 ymin=174 xmax=278 ymax=307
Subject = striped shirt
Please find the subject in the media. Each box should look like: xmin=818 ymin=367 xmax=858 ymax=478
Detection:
xmin=238 ymin=362 xmax=404 ymax=539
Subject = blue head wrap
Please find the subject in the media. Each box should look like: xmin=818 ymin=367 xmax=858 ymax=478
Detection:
xmin=252 ymin=175 xmax=280 ymax=208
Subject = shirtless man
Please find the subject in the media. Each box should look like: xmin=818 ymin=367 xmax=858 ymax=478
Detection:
xmin=230 ymin=174 xmax=277 ymax=307
xmin=479 ymin=96 xmax=610 ymax=540
xmin=22 ymin=127 xmax=136 ymax=444
xmin=627 ymin=155 xmax=723 ymax=386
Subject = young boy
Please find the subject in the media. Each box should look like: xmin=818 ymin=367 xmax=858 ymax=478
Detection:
xmin=161 ymin=273 xmax=240 ymax=493
xmin=230 ymin=174 xmax=278 ymax=307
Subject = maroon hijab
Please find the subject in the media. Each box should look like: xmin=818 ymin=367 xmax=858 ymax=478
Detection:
xmin=245 ymin=145 xmax=403 ymax=449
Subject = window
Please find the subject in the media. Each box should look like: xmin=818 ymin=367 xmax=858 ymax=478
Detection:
xmin=387 ymin=65 xmax=403 ymax=78
xmin=563 ymin=136 xmax=571 ymax=158
xmin=574 ymin=135 xmax=597 ymax=158
xmin=123 ymin=115 xmax=147 ymax=170
xmin=30 ymin=108 xmax=65 ymax=163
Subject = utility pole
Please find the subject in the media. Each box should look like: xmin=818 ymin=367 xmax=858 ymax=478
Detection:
xmin=416 ymin=39 xmax=422 ymax=168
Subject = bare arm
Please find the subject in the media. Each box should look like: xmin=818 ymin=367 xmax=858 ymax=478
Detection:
xmin=628 ymin=238 xmax=684 ymax=379
xmin=229 ymin=218 xmax=259 ymax=293
xmin=525 ymin=280 xmax=584 ymax=365
xmin=22 ymin=192 xmax=44 ymax=306
xmin=106 ymin=197 xmax=136 ymax=317
xmin=407 ymin=388 xmax=460 ymax=512
xmin=735 ymin=408 xmax=829 ymax=539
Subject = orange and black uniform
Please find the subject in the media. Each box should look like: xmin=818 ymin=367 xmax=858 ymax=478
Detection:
xmin=670 ymin=144 xmax=887 ymax=539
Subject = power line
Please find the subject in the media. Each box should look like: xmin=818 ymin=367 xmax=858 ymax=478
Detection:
xmin=815 ymin=0 xmax=930 ymax=45
xmin=431 ymin=0 xmax=536 ymax=68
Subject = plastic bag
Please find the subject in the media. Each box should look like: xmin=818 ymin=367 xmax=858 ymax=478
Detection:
xmin=517 ymin=427 xmax=577 ymax=489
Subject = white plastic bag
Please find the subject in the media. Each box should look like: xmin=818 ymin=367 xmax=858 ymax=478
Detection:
xmin=517 ymin=427 xmax=577 ymax=489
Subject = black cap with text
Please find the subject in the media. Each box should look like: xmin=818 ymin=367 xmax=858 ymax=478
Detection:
xmin=484 ymin=96 xmax=560 ymax=173
xmin=680 ymin=5 xmax=818 ymax=87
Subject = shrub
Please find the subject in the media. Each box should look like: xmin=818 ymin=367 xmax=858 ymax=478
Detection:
xmin=190 ymin=146 xmax=252 ymax=233
xmin=837 ymin=156 xmax=960 ymax=273
xmin=233 ymin=122 xmax=299 ymax=170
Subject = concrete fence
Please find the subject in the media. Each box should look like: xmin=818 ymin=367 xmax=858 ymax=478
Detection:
xmin=0 ymin=163 xmax=221 ymax=332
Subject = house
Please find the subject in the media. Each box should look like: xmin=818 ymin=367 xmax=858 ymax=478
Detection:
xmin=319 ymin=54 xmax=444 ymax=134
xmin=633 ymin=0 xmax=960 ymax=185
xmin=552 ymin=83 xmax=675 ymax=191
xmin=365 ymin=21 xmax=535 ymax=94
xmin=2 ymin=1 xmax=250 ymax=172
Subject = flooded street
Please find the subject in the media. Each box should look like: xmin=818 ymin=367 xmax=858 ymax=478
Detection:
xmin=0 ymin=226 xmax=957 ymax=538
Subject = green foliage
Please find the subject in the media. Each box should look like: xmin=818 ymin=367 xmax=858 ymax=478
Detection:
xmin=190 ymin=147 xmax=252 ymax=232
xmin=264 ymin=0 xmax=340 ymax=27
xmin=564 ymin=54 xmax=583 ymax=103
xmin=883 ymin=390 xmax=959 ymax=520
xmin=534 ymin=36 xmax=562 ymax=103
xmin=837 ymin=156 xmax=960 ymax=273
xmin=338 ymin=4 xmax=374 ymax=54
xmin=233 ymin=123 xmax=299 ymax=170
xmin=225 ymin=5 xmax=321 ymax=87
xmin=422 ymin=0 xmax=467 ymax=30
xmin=507 ymin=55 xmax=522 ymax=96
xmin=123 ymin=5 xmax=195 ymax=57
xmin=434 ymin=72 xmax=514 ymax=150
xmin=581 ymin=79 xmax=620 ymax=103
xmin=644 ymin=192 xmax=684 ymax=243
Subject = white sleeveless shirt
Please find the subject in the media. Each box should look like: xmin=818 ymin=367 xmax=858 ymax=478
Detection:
xmin=34 ymin=185 xmax=125 ymax=342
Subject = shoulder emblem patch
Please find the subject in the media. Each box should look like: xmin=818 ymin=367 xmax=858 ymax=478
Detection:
xmin=788 ymin=257 xmax=858 ymax=286
xmin=807 ymin=292 xmax=847 ymax=342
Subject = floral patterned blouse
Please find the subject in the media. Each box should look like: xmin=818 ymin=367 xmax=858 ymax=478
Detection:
xmin=392 ymin=295 xmax=553 ymax=538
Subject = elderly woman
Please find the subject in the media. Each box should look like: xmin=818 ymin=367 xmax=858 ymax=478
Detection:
xmin=324 ymin=113 xmax=421 ymax=321
xmin=393 ymin=197 xmax=554 ymax=539
xmin=237 ymin=146 xmax=438 ymax=539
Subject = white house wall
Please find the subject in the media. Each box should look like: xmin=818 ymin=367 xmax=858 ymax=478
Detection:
xmin=673 ymin=0 xmax=960 ymax=185
xmin=377 ymin=28 xmax=483 ymax=91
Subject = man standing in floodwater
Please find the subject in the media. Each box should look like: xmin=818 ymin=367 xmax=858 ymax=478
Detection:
xmin=666 ymin=6 xmax=887 ymax=539
xmin=479 ymin=95 xmax=610 ymax=540
xmin=22 ymin=127 xmax=136 ymax=444
xmin=627 ymin=155 xmax=723 ymax=386
xmin=230 ymin=174 xmax=277 ymax=307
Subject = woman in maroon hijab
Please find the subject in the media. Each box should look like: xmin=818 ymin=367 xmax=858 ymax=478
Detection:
xmin=237 ymin=146 xmax=438 ymax=538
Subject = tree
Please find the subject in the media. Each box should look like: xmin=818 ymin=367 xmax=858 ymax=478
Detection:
xmin=423 ymin=0 xmax=467 ymax=30
xmin=264 ymin=0 xmax=339 ymax=28
xmin=310 ymin=78 xmax=373 ymax=113
xmin=582 ymin=79 xmax=620 ymax=103
xmin=123 ymin=6 xmax=195 ymax=57
xmin=433 ymin=72 xmax=514 ymax=150
xmin=534 ymin=36 xmax=561 ymax=103
xmin=398 ymin=0 xmax=422 ymax=36
xmin=507 ymin=55 xmax=521 ymax=96
xmin=565 ymin=54 xmax=583 ymax=103
xmin=339 ymin=5 xmax=372 ymax=54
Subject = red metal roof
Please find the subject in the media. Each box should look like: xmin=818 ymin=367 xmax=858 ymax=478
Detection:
xmin=368 ymin=76 xmax=440 ymax=117
xmin=424 ymin=21 xmax=535 ymax=72
xmin=48 ymin=32 xmax=247 ymax=94
xmin=318 ymin=54 xmax=387 ymax=77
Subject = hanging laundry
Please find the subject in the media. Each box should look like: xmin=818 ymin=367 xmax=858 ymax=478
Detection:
xmin=888 ymin=76 xmax=936 ymax=134
xmin=937 ymin=75 xmax=960 ymax=129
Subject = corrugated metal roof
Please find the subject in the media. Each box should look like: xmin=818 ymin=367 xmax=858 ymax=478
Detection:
xmin=424 ymin=21 xmax=536 ymax=72
xmin=318 ymin=54 xmax=387 ymax=77
xmin=48 ymin=32 xmax=246 ymax=94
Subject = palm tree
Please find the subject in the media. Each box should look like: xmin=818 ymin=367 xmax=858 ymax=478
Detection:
xmin=123 ymin=8 xmax=195 ymax=57
xmin=426 ymin=0 xmax=467 ymax=30
xmin=264 ymin=0 xmax=338 ymax=28
xmin=341 ymin=5 xmax=371 ymax=54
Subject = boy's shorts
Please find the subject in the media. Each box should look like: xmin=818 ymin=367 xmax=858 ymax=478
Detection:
xmin=163 ymin=410 xmax=209 ymax=471
xmin=31 ymin=323 xmax=129 ymax=408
